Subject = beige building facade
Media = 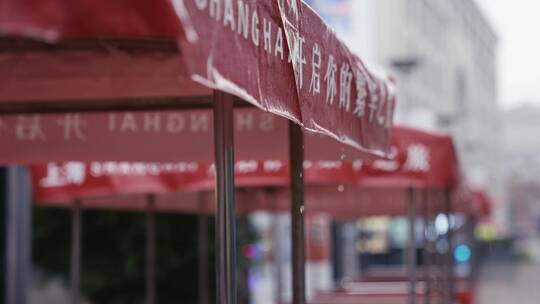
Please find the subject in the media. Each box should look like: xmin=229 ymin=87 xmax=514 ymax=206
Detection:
xmin=309 ymin=0 xmax=505 ymax=232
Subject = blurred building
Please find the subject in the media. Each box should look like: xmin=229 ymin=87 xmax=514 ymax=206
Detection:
xmin=308 ymin=0 xmax=505 ymax=234
xmin=503 ymin=105 xmax=540 ymax=183
xmin=503 ymin=105 xmax=540 ymax=237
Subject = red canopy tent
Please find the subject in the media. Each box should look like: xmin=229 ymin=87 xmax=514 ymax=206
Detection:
xmin=0 ymin=1 xmax=397 ymax=304
xmin=28 ymin=125 xmax=467 ymax=304
xmin=0 ymin=0 xmax=395 ymax=155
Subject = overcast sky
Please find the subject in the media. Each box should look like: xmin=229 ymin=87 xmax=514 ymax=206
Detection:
xmin=476 ymin=0 xmax=540 ymax=109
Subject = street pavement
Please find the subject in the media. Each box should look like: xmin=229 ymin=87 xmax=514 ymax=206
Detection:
xmin=477 ymin=261 xmax=540 ymax=304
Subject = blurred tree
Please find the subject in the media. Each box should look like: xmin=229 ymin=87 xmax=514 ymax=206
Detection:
xmin=32 ymin=206 xmax=260 ymax=304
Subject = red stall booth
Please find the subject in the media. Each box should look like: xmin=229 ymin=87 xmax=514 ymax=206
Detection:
xmin=0 ymin=1 xmax=397 ymax=304
xmin=28 ymin=126 xmax=478 ymax=304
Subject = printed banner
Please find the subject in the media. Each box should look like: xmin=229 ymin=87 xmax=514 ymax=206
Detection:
xmin=0 ymin=109 xmax=371 ymax=163
xmin=177 ymin=0 xmax=396 ymax=156
xmin=0 ymin=0 xmax=396 ymax=158
xmin=30 ymin=126 xmax=461 ymax=203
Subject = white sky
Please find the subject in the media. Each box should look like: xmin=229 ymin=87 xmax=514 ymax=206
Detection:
xmin=476 ymin=0 xmax=540 ymax=108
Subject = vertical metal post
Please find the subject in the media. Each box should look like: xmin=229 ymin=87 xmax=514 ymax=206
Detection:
xmin=198 ymin=193 xmax=210 ymax=304
xmin=269 ymin=190 xmax=283 ymax=304
xmin=468 ymin=216 xmax=478 ymax=286
xmin=70 ymin=200 xmax=82 ymax=304
xmin=289 ymin=121 xmax=305 ymax=304
xmin=146 ymin=194 xmax=156 ymax=304
xmin=435 ymin=193 xmax=444 ymax=302
xmin=422 ymin=191 xmax=431 ymax=304
xmin=213 ymin=91 xmax=237 ymax=304
xmin=407 ymin=188 xmax=417 ymax=304
xmin=5 ymin=166 xmax=32 ymax=304
xmin=444 ymin=189 xmax=454 ymax=304
xmin=330 ymin=222 xmax=342 ymax=283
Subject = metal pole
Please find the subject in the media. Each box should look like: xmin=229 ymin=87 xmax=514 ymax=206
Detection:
xmin=5 ymin=166 xmax=32 ymax=304
xmin=444 ymin=189 xmax=454 ymax=304
xmin=289 ymin=121 xmax=305 ymax=304
xmin=269 ymin=190 xmax=283 ymax=304
xmin=198 ymin=193 xmax=210 ymax=304
xmin=146 ymin=194 xmax=156 ymax=304
xmin=70 ymin=200 xmax=82 ymax=304
xmin=435 ymin=193 xmax=445 ymax=303
xmin=468 ymin=215 xmax=478 ymax=287
xmin=213 ymin=91 xmax=237 ymax=304
xmin=407 ymin=188 xmax=417 ymax=304
xmin=422 ymin=191 xmax=431 ymax=304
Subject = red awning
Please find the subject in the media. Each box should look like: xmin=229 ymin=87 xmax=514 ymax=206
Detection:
xmin=0 ymin=0 xmax=396 ymax=157
xmin=471 ymin=190 xmax=493 ymax=218
xmin=356 ymin=126 xmax=460 ymax=188
xmin=6 ymin=114 xmax=459 ymax=187
xmin=30 ymin=126 xmax=466 ymax=217
xmin=0 ymin=109 xmax=378 ymax=164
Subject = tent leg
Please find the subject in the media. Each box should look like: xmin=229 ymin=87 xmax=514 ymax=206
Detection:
xmin=5 ymin=166 xmax=32 ymax=304
xmin=469 ymin=216 xmax=478 ymax=285
xmin=423 ymin=191 xmax=431 ymax=304
xmin=436 ymin=196 xmax=445 ymax=302
xmin=70 ymin=200 xmax=82 ymax=304
xmin=269 ymin=190 xmax=284 ymax=304
xmin=213 ymin=91 xmax=237 ymax=304
xmin=407 ymin=188 xmax=417 ymax=304
xmin=289 ymin=121 xmax=305 ymax=304
xmin=445 ymin=190 xmax=454 ymax=304
xmin=146 ymin=195 xmax=156 ymax=304
xmin=198 ymin=193 xmax=210 ymax=304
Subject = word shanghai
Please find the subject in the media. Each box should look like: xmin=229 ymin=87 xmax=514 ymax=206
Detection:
xmin=190 ymin=0 xmax=394 ymax=128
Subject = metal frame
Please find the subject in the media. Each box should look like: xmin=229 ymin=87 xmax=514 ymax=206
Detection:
xmin=407 ymin=188 xmax=417 ymax=304
xmin=422 ymin=190 xmax=432 ymax=304
xmin=146 ymin=194 xmax=157 ymax=304
xmin=444 ymin=189 xmax=454 ymax=304
xmin=70 ymin=200 xmax=82 ymax=304
xmin=289 ymin=121 xmax=306 ymax=304
xmin=198 ymin=193 xmax=210 ymax=304
xmin=5 ymin=166 xmax=32 ymax=304
xmin=0 ymin=96 xmax=257 ymax=115
xmin=434 ymin=191 xmax=445 ymax=302
xmin=213 ymin=91 xmax=237 ymax=304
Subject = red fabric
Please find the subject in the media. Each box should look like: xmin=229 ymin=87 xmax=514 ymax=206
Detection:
xmin=472 ymin=190 xmax=493 ymax=218
xmin=0 ymin=50 xmax=210 ymax=103
xmin=0 ymin=0 xmax=186 ymax=40
xmin=457 ymin=290 xmax=474 ymax=304
xmin=33 ymin=182 xmax=469 ymax=218
xmin=178 ymin=1 xmax=396 ymax=157
xmin=360 ymin=127 xmax=460 ymax=188
xmin=0 ymin=0 xmax=396 ymax=157
xmin=0 ymin=109 xmax=371 ymax=164
xmin=30 ymin=126 xmax=465 ymax=217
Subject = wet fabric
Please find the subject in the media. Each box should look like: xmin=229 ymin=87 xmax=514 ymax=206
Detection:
xmin=0 ymin=0 xmax=396 ymax=157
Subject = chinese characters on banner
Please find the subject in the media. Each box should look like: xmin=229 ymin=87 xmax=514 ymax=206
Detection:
xmin=0 ymin=0 xmax=396 ymax=158
xmin=175 ymin=0 xmax=396 ymax=156
xmin=29 ymin=127 xmax=459 ymax=203
xmin=0 ymin=109 xmax=377 ymax=164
